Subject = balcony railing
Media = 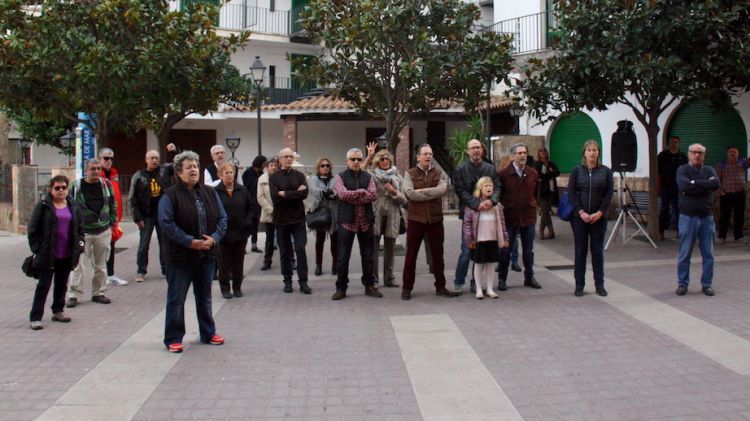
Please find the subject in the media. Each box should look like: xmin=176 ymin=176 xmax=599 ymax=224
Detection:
xmin=263 ymin=76 xmax=322 ymax=105
xmin=482 ymin=11 xmax=559 ymax=55
xmin=168 ymin=1 xmax=295 ymax=36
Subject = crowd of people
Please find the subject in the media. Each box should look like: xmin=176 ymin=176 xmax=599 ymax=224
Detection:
xmin=25 ymin=137 xmax=742 ymax=353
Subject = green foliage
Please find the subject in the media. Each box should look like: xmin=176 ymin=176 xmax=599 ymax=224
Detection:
xmin=3 ymin=107 xmax=74 ymax=155
xmin=0 ymin=0 xmax=250 ymax=149
xmin=447 ymin=115 xmax=484 ymax=167
xmin=518 ymin=0 xmax=750 ymax=238
xmin=294 ymin=0 xmax=513 ymax=153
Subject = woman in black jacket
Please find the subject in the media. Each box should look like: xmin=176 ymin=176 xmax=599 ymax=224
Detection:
xmin=215 ymin=162 xmax=255 ymax=298
xmin=533 ymin=147 xmax=560 ymax=239
xmin=567 ymin=140 xmax=613 ymax=297
xmin=27 ymin=175 xmax=85 ymax=330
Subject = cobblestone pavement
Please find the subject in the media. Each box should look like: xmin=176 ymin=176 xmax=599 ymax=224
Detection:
xmin=1 ymin=217 xmax=749 ymax=421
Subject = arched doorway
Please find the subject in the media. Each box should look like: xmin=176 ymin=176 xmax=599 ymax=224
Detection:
xmin=667 ymin=99 xmax=747 ymax=166
xmin=549 ymin=112 xmax=602 ymax=173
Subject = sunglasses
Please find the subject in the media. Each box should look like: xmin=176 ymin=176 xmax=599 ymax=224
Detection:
xmin=380 ymin=157 xmax=391 ymax=161
xmin=320 ymin=164 xmax=331 ymax=168
xmin=348 ymin=157 xmax=363 ymax=162
xmin=53 ymin=185 xmax=68 ymax=191
xmin=101 ymin=156 xmax=113 ymax=161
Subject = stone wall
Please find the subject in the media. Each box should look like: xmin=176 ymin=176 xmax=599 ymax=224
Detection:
xmin=0 ymin=165 xmax=75 ymax=233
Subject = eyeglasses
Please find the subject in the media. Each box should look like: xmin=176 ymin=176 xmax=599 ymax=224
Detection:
xmin=53 ymin=185 xmax=68 ymax=191
xmin=348 ymin=157 xmax=363 ymax=162
xmin=101 ymin=156 xmax=113 ymax=161
xmin=688 ymin=150 xmax=705 ymax=154
xmin=319 ymin=164 xmax=330 ymax=168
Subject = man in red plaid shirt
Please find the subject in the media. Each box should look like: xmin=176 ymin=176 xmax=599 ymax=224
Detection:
xmin=715 ymin=145 xmax=749 ymax=244
xmin=331 ymin=148 xmax=382 ymax=300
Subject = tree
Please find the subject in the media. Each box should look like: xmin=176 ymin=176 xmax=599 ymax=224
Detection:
xmin=0 ymin=0 xmax=249 ymax=150
xmin=518 ymin=0 xmax=750 ymax=239
xmin=2 ymin=106 xmax=75 ymax=157
xmin=294 ymin=0 xmax=514 ymax=153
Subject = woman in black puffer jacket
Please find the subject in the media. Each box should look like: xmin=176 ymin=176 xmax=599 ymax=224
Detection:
xmin=567 ymin=140 xmax=613 ymax=297
xmin=27 ymin=175 xmax=85 ymax=330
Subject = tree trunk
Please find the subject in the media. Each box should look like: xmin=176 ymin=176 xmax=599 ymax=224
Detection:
xmin=646 ymin=120 xmax=661 ymax=240
xmin=157 ymin=126 xmax=171 ymax=155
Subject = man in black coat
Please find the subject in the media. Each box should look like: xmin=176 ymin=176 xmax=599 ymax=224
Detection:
xmin=241 ymin=155 xmax=266 ymax=253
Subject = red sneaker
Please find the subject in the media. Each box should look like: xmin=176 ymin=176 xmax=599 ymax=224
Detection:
xmin=167 ymin=343 xmax=183 ymax=353
xmin=209 ymin=334 xmax=224 ymax=345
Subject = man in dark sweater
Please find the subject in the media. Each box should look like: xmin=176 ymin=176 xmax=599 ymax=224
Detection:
xmin=675 ymin=143 xmax=720 ymax=297
xmin=657 ymin=135 xmax=688 ymax=239
xmin=452 ymin=139 xmax=501 ymax=293
xmin=269 ymin=148 xmax=311 ymax=294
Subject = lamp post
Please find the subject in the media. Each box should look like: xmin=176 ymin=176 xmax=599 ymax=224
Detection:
xmin=59 ymin=131 xmax=75 ymax=166
xmin=249 ymin=56 xmax=266 ymax=156
xmin=225 ymin=133 xmax=241 ymax=165
xmin=509 ymin=101 xmax=525 ymax=135
xmin=17 ymin=137 xmax=32 ymax=165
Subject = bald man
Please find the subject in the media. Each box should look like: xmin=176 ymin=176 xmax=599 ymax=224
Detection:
xmin=129 ymin=144 xmax=176 ymax=282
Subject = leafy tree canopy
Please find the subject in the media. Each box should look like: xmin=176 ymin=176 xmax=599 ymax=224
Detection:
xmin=518 ymin=0 xmax=750 ymax=238
xmin=294 ymin=0 xmax=514 ymax=152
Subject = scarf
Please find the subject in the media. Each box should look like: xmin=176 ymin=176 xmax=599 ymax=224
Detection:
xmin=372 ymin=166 xmax=401 ymax=191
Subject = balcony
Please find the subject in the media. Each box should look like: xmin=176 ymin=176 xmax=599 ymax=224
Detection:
xmin=265 ymin=76 xmax=322 ymax=105
xmin=482 ymin=11 xmax=559 ymax=56
xmin=169 ymin=1 xmax=299 ymax=37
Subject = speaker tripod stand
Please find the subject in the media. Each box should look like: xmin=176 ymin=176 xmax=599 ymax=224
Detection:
xmin=604 ymin=171 xmax=658 ymax=250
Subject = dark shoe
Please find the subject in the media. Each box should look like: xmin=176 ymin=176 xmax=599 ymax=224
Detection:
xmin=283 ymin=283 xmax=293 ymax=293
xmin=251 ymin=246 xmax=262 ymax=253
xmin=470 ymin=281 xmax=476 ymax=293
xmin=66 ymin=297 xmax=77 ymax=308
xmin=524 ymin=278 xmax=542 ymax=289
xmin=233 ymin=289 xmax=243 ymax=298
xmin=314 ymin=264 xmax=322 ymax=276
xmin=331 ymin=266 xmax=337 ymax=276
xmin=498 ymin=279 xmax=507 ymax=291
xmin=574 ymin=288 xmax=584 ymax=297
xmin=596 ymin=287 xmax=608 ymax=297
xmin=51 ymin=312 xmax=71 ymax=322
xmin=401 ymin=290 xmax=411 ymax=300
xmin=260 ymin=261 xmax=271 ymax=271
xmin=91 ymin=295 xmax=111 ymax=304
xmin=702 ymin=287 xmax=715 ymax=296
xmin=300 ymin=283 xmax=312 ymax=294
xmin=365 ymin=285 xmax=383 ymax=298
xmin=331 ymin=290 xmax=346 ymax=300
xmin=383 ymin=279 xmax=399 ymax=288
xmin=511 ymin=262 xmax=522 ymax=272
xmin=221 ymin=290 xmax=233 ymax=299
xmin=675 ymin=285 xmax=687 ymax=296
xmin=435 ymin=288 xmax=460 ymax=298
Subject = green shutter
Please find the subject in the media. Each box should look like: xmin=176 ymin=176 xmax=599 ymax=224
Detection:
xmin=667 ymin=99 xmax=747 ymax=167
xmin=549 ymin=112 xmax=602 ymax=173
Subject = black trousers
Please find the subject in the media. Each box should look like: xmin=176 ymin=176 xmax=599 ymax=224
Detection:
xmin=250 ymin=215 xmax=260 ymax=246
xmin=315 ymin=228 xmax=338 ymax=266
xmin=218 ymin=239 xmax=248 ymax=292
xmin=718 ymin=191 xmax=746 ymax=240
xmin=106 ymin=240 xmax=115 ymax=276
xmin=263 ymin=223 xmax=275 ymax=264
xmin=335 ymin=228 xmax=375 ymax=292
xmin=276 ymin=222 xmax=308 ymax=284
xmin=30 ymin=257 xmax=72 ymax=321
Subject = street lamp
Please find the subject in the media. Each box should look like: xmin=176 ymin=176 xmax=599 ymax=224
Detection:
xmin=225 ymin=133 xmax=241 ymax=165
xmin=509 ymin=100 xmax=525 ymax=135
xmin=17 ymin=137 xmax=32 ymax=165
xmin=249 ymin=56 xmax=266 ymax=156
xmin=59 ymin=131 xmax=75 ymax=166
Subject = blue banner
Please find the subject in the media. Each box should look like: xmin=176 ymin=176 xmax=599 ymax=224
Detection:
xmin=76 ymin=113 xmax=97 ymax=179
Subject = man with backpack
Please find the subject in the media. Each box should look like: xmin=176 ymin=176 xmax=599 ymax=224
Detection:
xmin=715 ymin=145 xmax=749 ymax=244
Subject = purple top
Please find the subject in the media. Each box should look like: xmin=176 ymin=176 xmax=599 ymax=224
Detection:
xmin=54 ymin=206 xmax=73 ymax=259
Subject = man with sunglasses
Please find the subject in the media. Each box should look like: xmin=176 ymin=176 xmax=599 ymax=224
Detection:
xmin=675 ymin=143 xmax=720 ymax=297
xmin=331 ymin=148 xmax=381 ymax=300
xmin=67 ymin=159 xmax=117 ymax=307
xmin=269 ymin=148 xmax=311 ymax=294
xmin=98 ymin=148 xmax=126 ymax=286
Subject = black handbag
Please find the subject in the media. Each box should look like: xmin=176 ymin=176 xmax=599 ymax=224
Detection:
xmin=22 ymin=255 xmax=40 ymax=279
xmin=306 ymin=207 xmax=332 ymax=229
xmin=398 ymin=216 xmax=407 ymax=235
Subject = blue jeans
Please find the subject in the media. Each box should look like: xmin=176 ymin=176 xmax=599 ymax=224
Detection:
xmin=510 ymin=236 xmax=519 ymax=265
xmin=276 ymin=222 xmax=308 ymax=284
xmin=659 ymin=187 xmax=679 ymax=233
xmin=677 ymin=214 xmax=715 ymax=288
xmin=164 ymin=258 xmax=216 ymax=346
xmin=498 ymin=224 xmax=535 ymax=281
xmin=453 ymin=233 xmax=475 ymax=289
xmin=570 ymin=216 xmax=607 ymax=288
xmin=137 ymin=216 xmax=165 ymax=275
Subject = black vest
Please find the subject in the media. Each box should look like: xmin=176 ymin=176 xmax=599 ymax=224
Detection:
xmin=162 ymin=181 xmax=220 ymax=264
xmin=336 ymin=169 xmax=374 ymax=225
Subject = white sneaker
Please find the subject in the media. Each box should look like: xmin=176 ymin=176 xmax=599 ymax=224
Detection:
xmin=487 ymin=290 xmax=498 ymax=299
xmin=106 ymin=276 xmax=129 ymax=286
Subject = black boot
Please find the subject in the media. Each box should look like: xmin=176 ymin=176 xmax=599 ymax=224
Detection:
xmin=261 ymin=261 xmax=271 ymax=271
xmin=314 ymin=264 xmax=322 ymax=276
xmin=299 ymin=282 xmax=312 ymax=294
xmin=283 ymin=281 xmax=293 ymax=293
xmin=233 ymin=282 xmax=243 ymax=297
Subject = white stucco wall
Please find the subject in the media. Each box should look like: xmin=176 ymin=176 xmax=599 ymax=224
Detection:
xmin=493 ymin=0 xmax=544 ymax=23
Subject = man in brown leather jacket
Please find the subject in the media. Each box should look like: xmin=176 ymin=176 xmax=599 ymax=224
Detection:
xmin=497 ymin=143 xmax=542 ymax=291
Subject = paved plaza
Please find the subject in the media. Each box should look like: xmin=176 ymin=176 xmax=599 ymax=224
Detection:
xmin=1 ymin=216 xmax=750 ymax=420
